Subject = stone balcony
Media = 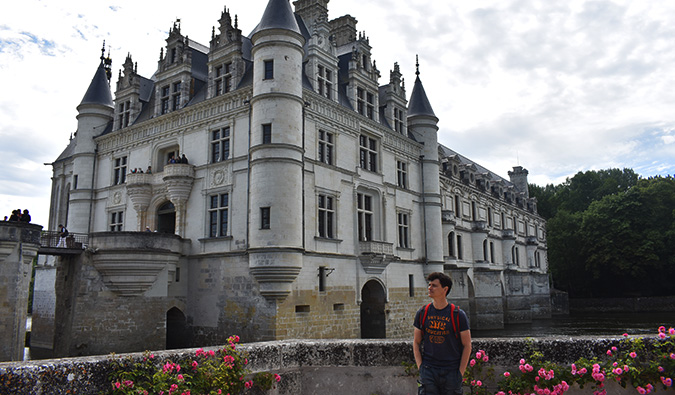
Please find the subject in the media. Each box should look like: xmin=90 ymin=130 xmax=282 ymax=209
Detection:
xmin=358 ymin=240 xmax=395 ymax=274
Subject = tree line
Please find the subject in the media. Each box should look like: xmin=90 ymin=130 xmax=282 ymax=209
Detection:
xmin=529 ymin=168 xmax=675 ymax=298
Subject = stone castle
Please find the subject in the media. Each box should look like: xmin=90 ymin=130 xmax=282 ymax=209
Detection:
xmin=20 ymin=0 xmax=549 ymax=359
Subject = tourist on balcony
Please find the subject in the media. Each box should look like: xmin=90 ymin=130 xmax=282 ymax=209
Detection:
xmin=413 ymin=272 xmax=472 ymax=395
xmin=180 ymin=154 xmax=189 ymax=164
xmin=19 ymin=209 xmax=31 ymax=223
xmin=57 ymin=224 xmax=69 ymax=248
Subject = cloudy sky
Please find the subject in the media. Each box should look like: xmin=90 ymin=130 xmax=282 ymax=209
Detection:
xmin=2 ymin=0 xmax=675 ymax=227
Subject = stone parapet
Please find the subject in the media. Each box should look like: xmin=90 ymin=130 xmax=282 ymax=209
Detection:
xmin=0 ymin=337 xmax=652 ymax=394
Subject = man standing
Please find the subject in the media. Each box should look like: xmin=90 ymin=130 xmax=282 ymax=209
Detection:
xmin=413 ymin=272 xmax=472 ymax=394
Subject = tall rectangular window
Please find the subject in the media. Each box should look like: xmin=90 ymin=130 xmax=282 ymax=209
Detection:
xmin=110 ymin=211 xmax=124 ymax=231
xmin=209 ymin=193 xmax=229 ymax=237
xmin=318 ymin=194 xmax=335 ymax=238
xmin=160 ymin=86 xmax=170 ymax=114
xmin=359 ymin=135 xmax=377 ymax=172
xmin=397 ymin=212 xmax=410 ymax=248
xmin=457 ymin=234 xmax=463 ymax=260
xmin=409 ymin=274 xmax=414 ymax=297
xmin=357 ymin=193 xmax=373 ymax=241
xmin=260 ymin=207 xmax=270 ymax=229
xmin=357 ymin=87 xmax=365 ymax=115
xmin=211 ymin=127 xmax=231 ymax=163
xmin=317 ymin=65 xmax=332 ymax=99
xmin=113 ymin=156 xmax=127 ymax=185
xmin=394 ymin=108 xmax=404 ymax=133
xmin=118 ymin=100 xmax=131 ymax=129
xmin=172 ymin=81 xmax=182 ymax=111
xmin=264 ymin=60 xmax=274 ymax=80
xmin=397 ymin=160 xmax=408 ymax=188
xmin=214 ymin=62 xmax=232 ymax=96
xmin=366 ymin=92 xmax=374 ymax=119
xmin=318 ymin=130 xmax=334 ymax=165
xmin=262 ymin=124 xmax=272 ymax=144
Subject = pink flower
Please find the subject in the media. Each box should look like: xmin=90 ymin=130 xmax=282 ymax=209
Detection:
xmin=114 ymin=382 xmax=121 ymax=389
xmin=470 ymin=359 xmax=476 ymax=367
xmin=629 ymin=352 xmax=637 ymax=358
xmin=659 ymin=326 xmax=666 ymax=333
xmin=637 ymin=386 xmax=646 ymax=394
xmin=476 ymin=351 xmax=482 ymax=359
xmin=476 ymin=380 xmax=482 ymax=386
xmin=504 ymin=371 xmax=511 ymax=377
xmin=520 ymin=359 xmax=526 ymax=364
xmin=274 ymin=373 xmax=281 ymax=382
xmin=659 ymin=366 xmax=665 ymax=372
xmin=669 ymin=328 xmax=675 ymax=335
xmin=623 ymin=333 xmax=629 ymax=337
xmin=177 ymin=374 xmax=184 ymax=381
xmin=611 ymin=346 xmax=617 ymax=352
xmin=483 ymin=355 xmax=489 ymax=362
xmin=579 ymin=368 xmax=587 ymax=375
xmin=606 ymin=350 xmax=613 ymax=356
xmin=670 ymin=353 xmax=675 ymax=360
xmin=496 ymin=392 xmax=506 ymax=395
xmin=244 ymin=380 xmax=253 ymax=389
xmin=659 ymin=333 xmax=667 ymax=339
xmin=217 ymin=390 xmax=222 ymax=394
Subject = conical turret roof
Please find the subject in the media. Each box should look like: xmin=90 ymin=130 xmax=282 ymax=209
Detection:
xmin=250 ymin=0 xmax=301 ymax=36
xmin=79 ymin=57 xmax=113 ymax=108
xmin=407 ymin=58 xmax=436 ymax=117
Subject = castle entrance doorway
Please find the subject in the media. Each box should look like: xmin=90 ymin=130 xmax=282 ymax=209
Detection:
xmin=360 ymin=280 xmax=386 ymax=338
xmin=166 ymin=307 xmax=189 ymax=349
xmin=157 ymin=201 xmax=175 ymax=234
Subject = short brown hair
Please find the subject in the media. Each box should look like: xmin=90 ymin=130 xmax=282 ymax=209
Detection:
xmin=427 ymin=272 xmax=452 ymax=296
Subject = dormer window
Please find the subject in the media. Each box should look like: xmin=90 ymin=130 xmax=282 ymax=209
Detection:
xmin=317 ymin=65 xmax=332 ymax=99
xmin=161 ymin=86 xmax=170 ymax=114
xmin=172 ymin=81 xmax=182 ymax=111
xmin=170 ymin=48 xmax=177 ymax=63
xmin=118 ymin=100 xmax=131 ymax=129
xmin=357 ymin=87 xmax=374 ymax=119
xmin=215 ymin=62 xmax=232 ymax=96
xmin=394 ymin=108 xmax=404 ymax=134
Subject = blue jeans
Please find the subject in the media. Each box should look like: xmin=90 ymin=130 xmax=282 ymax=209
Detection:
xmin=418 ymin=365 xmax=463 ymax=395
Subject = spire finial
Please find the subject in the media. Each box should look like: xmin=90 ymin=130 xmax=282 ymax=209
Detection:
xmin=101 ymin=40 xmax=106 ymax=63
xmin=415 ymin=54 xmax=420 ymax=77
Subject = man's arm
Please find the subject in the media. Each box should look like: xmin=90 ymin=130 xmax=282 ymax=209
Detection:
xmin=458 ymin=329 xmax=472 ymax=376
xmin=413 ymin=327 xmax=423 ymax=369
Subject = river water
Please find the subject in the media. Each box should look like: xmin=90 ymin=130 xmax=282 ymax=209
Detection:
xmin=472 ymin=311 xmax=675 ymax=338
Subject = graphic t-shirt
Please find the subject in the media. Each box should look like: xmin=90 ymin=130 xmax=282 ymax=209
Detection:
xmin=413 ymin=303 xmax=469 ymax=369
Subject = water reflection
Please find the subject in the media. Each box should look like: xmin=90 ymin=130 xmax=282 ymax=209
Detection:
xmin=472 ymin=312 xmax=675 ymax=338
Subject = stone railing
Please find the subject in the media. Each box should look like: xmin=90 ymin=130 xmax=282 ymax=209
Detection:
xmin=0 ymin=337 xmax=651 ymax=395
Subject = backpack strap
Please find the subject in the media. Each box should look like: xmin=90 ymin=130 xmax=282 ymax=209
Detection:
xmin=421 ymin=303 xmax=431 ymax=330
xmin=450 ymin=303 xmax=459 ymax=338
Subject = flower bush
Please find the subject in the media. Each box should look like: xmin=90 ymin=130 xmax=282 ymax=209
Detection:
xmin=464 ymin=326 xmax=675 ymax=395
xmin=107 ymin=335 xmax=281 ymax=395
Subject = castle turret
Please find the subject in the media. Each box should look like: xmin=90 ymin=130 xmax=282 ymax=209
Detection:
xmin=68 ymin=45 xmax=114 ymax=233
xmin=407 ymin=57 xmax=443 ymax=275
xmin=248 ymin=0 xmax=306 ymax=301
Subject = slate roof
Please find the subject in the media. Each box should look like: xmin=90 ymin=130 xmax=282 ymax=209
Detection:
xmin=79 ymin=62 xmax=113 ymax=108
xmin=250 ymin=0 xmax=301 ymax=36
xmin=407 ymin=75 xmax=435 ymax=117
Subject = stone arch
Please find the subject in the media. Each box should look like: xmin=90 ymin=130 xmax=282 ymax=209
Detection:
xmin=166 ymin=307 xmax=190 ymax=350
xmin=360 ymin=279 xmax=386 ymax=339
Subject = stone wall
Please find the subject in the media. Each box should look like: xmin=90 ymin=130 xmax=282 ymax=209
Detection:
xmin=0 ymin=338 xmax=652 ymax=395
xmin=0 ymin=222 xmax=42 ymax=362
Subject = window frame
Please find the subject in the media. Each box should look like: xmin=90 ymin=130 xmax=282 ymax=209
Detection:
xmin=262 ymin=123 xmax=272 ymax=144
xmin=359 ymin=134 xmax=378 ymax=173
xmin=210 ymin=127 xmax=231 ymax=163
xmin=110 ymin=211 xmax=124 ymax=232
xmin=318 ymin=130 xmax=334 ymax=165
xmin=317 ymin=193 xmax=336 ymax=239
xmin=263 ymin=59 xmax=274 ymax=80
xmin=356 ymin=192 xmax=374 ymax=241
xmin=396 ymin=160 xmax=408 ymax=189
xmin=397 ymin=211 xmax=410 ymax=249
xmin=208 ymin=193 xmax=229 ymax=238
xmin=113 ymin=156 xmax=128 ymax=185
xmin=260 ymin=207 xmax=271 ymax=229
